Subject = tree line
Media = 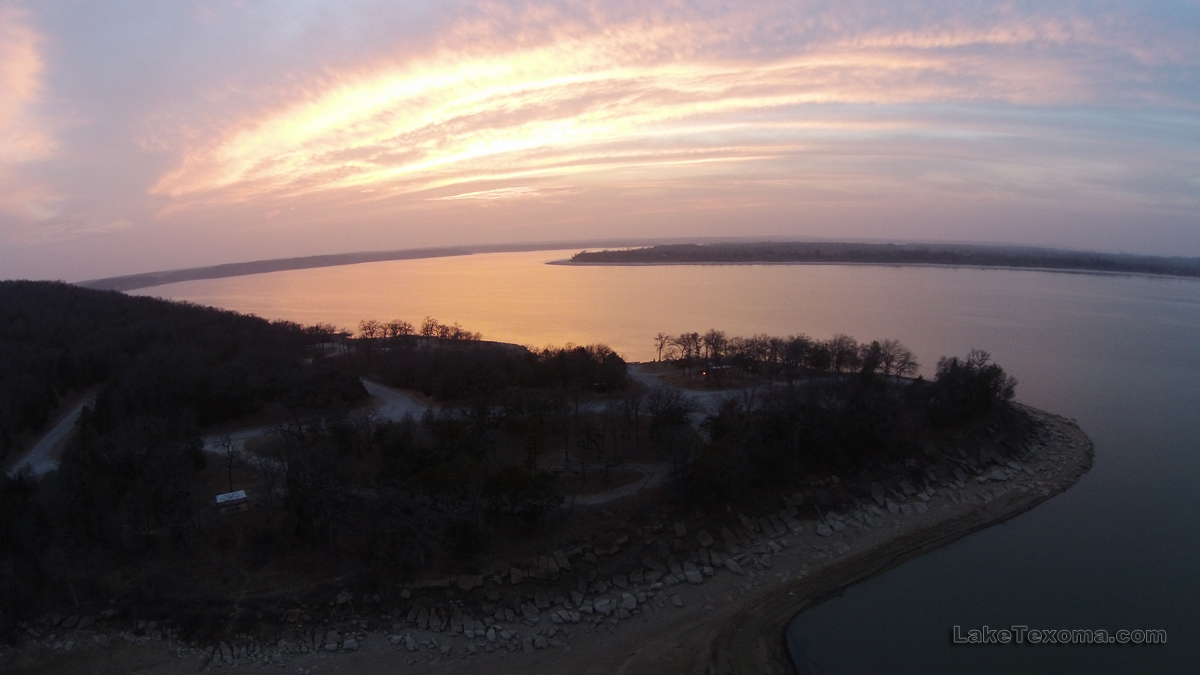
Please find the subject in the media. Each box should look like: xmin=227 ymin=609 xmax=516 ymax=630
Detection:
xmin=646 ymin=337 xmax=1018 ymax=505
xmin=654 ymin=329 xmax=919 ymax=384
xmin=355 ymin=316 xmax=483 ymax=348
xmin=350 ymin=326 xmax=627 ymax=403
xmin=571 ymin=242 xmax=1200 ymax=279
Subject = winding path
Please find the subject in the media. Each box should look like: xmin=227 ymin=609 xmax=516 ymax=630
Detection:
xmin=10 ymin=376 xmax=689 ymax=509
xmin=6 ymin=395 xmax=95 ymax=478
xmin=200 ymin=379 xmax=430 ymax=453
xmin=360 ymin=379 xmax=428 ymax=421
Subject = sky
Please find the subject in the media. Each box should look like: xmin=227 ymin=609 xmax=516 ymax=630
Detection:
xmin=1 ymin=0 xmax=1198 ymax=281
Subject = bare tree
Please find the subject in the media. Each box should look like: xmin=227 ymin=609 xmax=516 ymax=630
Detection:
xmin=358 ymin=319 xmax=383 ymax=356
xmin=671 ymin=332 xmax=701 ymax=379
xmin=240 ymin=439 xmax=285 ymax=521
xmin=879 ymin=339 xmax=919 ymax=382
xmin=701 ymin=329 xmax=727 ymax=361
xmin=894 ymin=348 xmax=920 ymax=381
xmin=346 ymin=408 xmax=380 ymax=459
xmin=828 ymin=334 xmax=860 ymax=374
xmin=218 ymin=434 xmax=237 ymax=493
xmin=385 ymin=319 xmax=414 ymax=347
xmin=782 ymin=334 xmax=811 ymax=384
xmin=859 ymin=340 xmax=884 ymax=377
xmin=578 ymin=417 xmax=608 ymax=482
xmin=420 ymin=316 xmax=439 ymax=337
xmin=654 ymin=332 xmax=671 ymax=361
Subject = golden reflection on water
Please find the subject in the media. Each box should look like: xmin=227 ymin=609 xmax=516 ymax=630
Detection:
xmin=136 ymin=249 xmax=1177 ymax=367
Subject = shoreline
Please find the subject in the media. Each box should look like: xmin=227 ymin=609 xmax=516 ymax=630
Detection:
xmin=708 ymin=405 xmax=1094 ymax=674
xmin=3 ymin=405 xmax=1093 ymax=675
xmin=551 ymin=259 xmax=1200 ymax=283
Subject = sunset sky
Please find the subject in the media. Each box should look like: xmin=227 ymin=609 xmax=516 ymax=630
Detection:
xmin=1 ymin=0 xmax=1198 ymax=280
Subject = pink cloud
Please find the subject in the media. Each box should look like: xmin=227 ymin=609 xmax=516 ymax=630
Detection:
xmin=0 ymin=3 xmax=60 ymax=227
xmin=151 ymin=4 xmax=1163 ymax=212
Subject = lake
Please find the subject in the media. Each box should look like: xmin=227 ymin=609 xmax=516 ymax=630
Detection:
xmin=138 ymin=249 xmax=1200 ymax=673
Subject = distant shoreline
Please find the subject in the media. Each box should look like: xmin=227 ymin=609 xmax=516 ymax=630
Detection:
xmin=552 ymin=258 xmax=1200 ymax=282
xmin=75 ymin=239 xmax=1200 ymax=293
xmin=74 ymin=237 xmax=763 ymax=292
xmin=562 ymin=242 xmax=1200 ymax=282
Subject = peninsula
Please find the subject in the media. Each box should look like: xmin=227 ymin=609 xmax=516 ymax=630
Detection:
xmin=0 ymin=283 xmax=1093 ymax=675
xmin=565 ymin=242 xmax=1200 ymax=279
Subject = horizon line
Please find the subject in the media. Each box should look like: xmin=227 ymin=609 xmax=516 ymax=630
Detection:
xmin=74 ymin=237 xmax=1195 ymax=292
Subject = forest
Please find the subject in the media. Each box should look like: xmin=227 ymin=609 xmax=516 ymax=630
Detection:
xmin=0 ymin=281 xmax=1020 ymax=642
xmin=569 ymin=242 xmax=1200 ymax=278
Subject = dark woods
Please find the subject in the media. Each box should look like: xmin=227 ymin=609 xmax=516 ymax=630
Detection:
xmin=652 ymin=329 xmax=921 ymax=384
xmin=0 ymin=281 xmax=359 ymax=455
xmin=0 ymin=282 xmax=365 ymax=634
xmin=0 ymin=284 xmax=630 ymax=636
xmin=0 ymin=281 xmax=1017 ymax=640
xmin=647 ymin=330 xmax=1016 ymax=506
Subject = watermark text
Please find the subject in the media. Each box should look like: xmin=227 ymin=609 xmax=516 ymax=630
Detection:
xmin=952 ymin=625 xmax=1166 ymax=645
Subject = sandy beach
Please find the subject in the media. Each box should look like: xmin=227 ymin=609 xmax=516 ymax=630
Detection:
xmin=1 ymin=405 xmax=1092 ymax=675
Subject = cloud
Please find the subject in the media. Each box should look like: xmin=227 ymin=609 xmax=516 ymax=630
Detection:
xmin=0 ymin=2 xmax=60 ymax=224
xmin=3 ymin=0 xmax=1200 ymax=276
xmin=147 ymin=2 xmax=1198 ymax=212
xmin=429 ymin=186 xmax=569 ymax=201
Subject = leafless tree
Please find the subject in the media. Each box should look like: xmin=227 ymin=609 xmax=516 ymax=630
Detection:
xmin=894 ymin=348 xmax=920 ymax=381
xmin=654 ymin=332 xmax=671 ymax=361
xmin=385 ymin=319 xmax=414 ymax=347
xmin=879 ymin=339 xmax=920 ymax=382
xmin=701 ymin=329 xmax=727 ymax=361
xmin=240 ymin=439 xmax=285 ymax=521
xmin=670 ymin=332 xmax=701 ymax=379
xmin=828 ymin=334 xmax=860 ymax=373
xmin=217 ymin=434 xmax=237 ymax=493
xmin=420 ymin=316 xmax=439 ymax=337
xmin=782 ymin=334 xmax=811 ymax=383
xmin=859 ymin=340 xmax=884 ymax=376
xmin=358 ymin=319 xmax=383 ymax=356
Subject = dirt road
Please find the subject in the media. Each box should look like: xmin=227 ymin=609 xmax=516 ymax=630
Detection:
xmin=5 ymin=395 xmax=94 ymax=478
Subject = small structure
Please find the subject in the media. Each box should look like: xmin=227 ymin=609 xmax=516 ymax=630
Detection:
xmin=701 ymin=364 xmax=731 ymax=385
xmin=215 ymin=489 xmax=249 ymax=516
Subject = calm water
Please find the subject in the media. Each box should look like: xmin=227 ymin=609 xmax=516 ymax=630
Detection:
xmin=140 ymin=250 xmax=1200 ymax=673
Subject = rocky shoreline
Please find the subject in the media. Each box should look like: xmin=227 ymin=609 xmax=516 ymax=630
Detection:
xmin=0 ymin=404 xmax=1092 ymax=675
xmin=705 ymin=405 xmax=1094 ymax=675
